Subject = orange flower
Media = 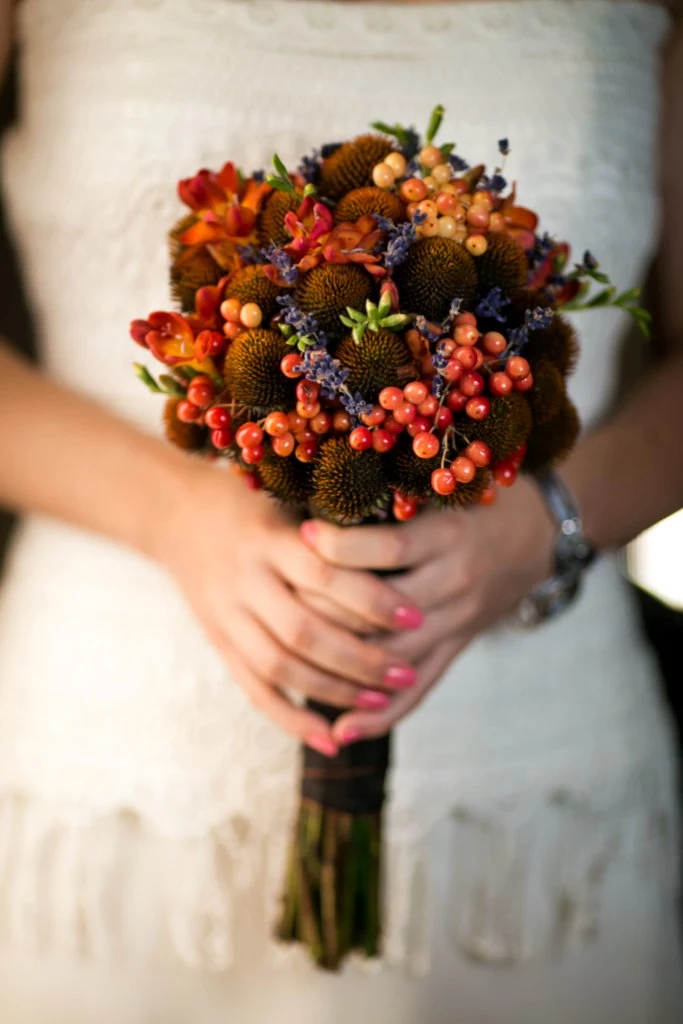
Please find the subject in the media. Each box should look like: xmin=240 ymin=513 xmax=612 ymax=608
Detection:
xmin=134 ymin=311 xmax=216 ymax=373
xmin=177 ymin=162 xmax=271 ymax=271
xmin=322 ymin=214 xmax=386 ymax=278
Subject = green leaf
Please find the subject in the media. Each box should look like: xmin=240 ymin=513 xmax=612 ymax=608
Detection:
xmin=158 ymin=374 xmax=187 ymax=398
xmin=339 ymin=315 xmax=356 ymax=329
xmin=587 ymin=267 xmax=610 ymax=285
xmin=614 ymin=287 xmax=641 ymax=306
xmin=352 ymin=324 xmax=366 ymax=344
xmin=303 ymin=183 xmax=317 ymax=198
xmin=365 ymin=299 xmax=377 ymax=317
xmin=371 ymin=121 xmax=409 ymax=149
xmin=279 ymin=323 xmax=294 ymax=337
xmin=272 ymin=153 xmax=290 ymax=181
xmin=378 ymin=290 xmax=392 ymax=318
xmin=345 ymin=306 xmax=367 ymax=323
xmin=265 ymin=174 xmax=295 ymax=195
xmin=439 ymin=143 xmax=455 ymax=159
xmin=174 ymin=365 xmax=202 ymax=381
xmin=629 ymin=309 xmax=651 ymax=339
xmin=425 ymin=104 xmax=445 ymax=145
xmin=584 ymin=287 xmax=616 ymax=309
xmin=381 ymin=313 xmax=410 ymax=330
xmin=133 ymin=363 xmax=163 ymax=393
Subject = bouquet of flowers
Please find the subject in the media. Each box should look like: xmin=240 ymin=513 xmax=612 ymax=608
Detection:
xmin=130 ymin=106 xmax=647 ymax=970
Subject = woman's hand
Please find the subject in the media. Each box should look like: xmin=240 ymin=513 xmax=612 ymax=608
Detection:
xmin=155 ymin=462 xmax=424 ymax=755
xmin=299 ymin=475 xmax=555 ymax=745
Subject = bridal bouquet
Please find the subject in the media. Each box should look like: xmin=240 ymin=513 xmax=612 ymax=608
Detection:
xmin=130 ymin=106 xmax=647 ymax=969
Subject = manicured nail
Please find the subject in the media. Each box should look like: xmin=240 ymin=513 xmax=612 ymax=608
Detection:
xmin=393 ymin=605 xmax=424 ymax=631
xmin=307 ymin=735 xmax=338 ymax=758
xmin=384 ymin=665 xmax=418 ymax=689
xmin=300 ymin=521 xmax=317 ymax=547
xmin=356 ymin=690 xmax=391 ymax=710
xmin=340 ymin=727 xmax=364 ymax=746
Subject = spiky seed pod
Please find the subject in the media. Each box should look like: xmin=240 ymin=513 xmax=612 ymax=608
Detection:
xmin=312 ymin=438 xmax=388 ymax=523
xmin=523 ymin=398 xmax=581 ymax=473
xmin=334 ymin=187 xmax=407 ymax=226
xmin=393 ymin=237 xmax=478 ymax=322
xmin=319 ymin=134 xmax=394 ymax=201
xmin=169 ymin=246 xmax=223 ymax=312
xmin=475 ymin=232 xmax=529 ymax=300
xmin=387 ymin=438 xmax=440 ymax=499
xmin=223 ymin=328 xmax=294 ymax=412
xmin=525 ymin=312 xmax=579 ymax=377
xmin=335 ymin=330 xmax=415 ymax=401
xmin=224 ymin=265 xmax=284 ymax=320
xmin=528 ymin=358 xmax=566 ymax=426
xmin=259 ymin=449 xmax=313 ymax=506
xmin=259 ymin=190 xmax=302 ymax=247
xmin=163 ymin=398 xmax=205 ymax=451
xmin=295 ymin=263 xmax=373 ymax=338
xmin=464 ymin=393 xmax=533 ymax=462
xmin=438 ymin=469 xmax=491 ymax=509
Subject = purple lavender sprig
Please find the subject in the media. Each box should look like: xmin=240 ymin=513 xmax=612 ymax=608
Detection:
xmin=377 ymin=210 xmax=427 ymax=270
xmin=262 ymin=243 xmax=299 ymax=286
xmin=475 ymin=287 xmax=511 ymax=324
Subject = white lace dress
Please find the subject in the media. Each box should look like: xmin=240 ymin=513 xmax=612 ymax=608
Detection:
xmin=0 ymin=1 xmax=680 ymax=1021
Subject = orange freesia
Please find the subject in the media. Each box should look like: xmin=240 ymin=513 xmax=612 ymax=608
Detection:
xmin=177 ymin=162 xmax=271 ymax=271
xmin=322 ymin=214 xmax=386 ymax=278
xmin=137 ymin=311 xmax=216 ymax=374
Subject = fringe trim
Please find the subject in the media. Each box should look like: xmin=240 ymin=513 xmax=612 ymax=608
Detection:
xmin=0 ymin=761 xmax=676 ymax=975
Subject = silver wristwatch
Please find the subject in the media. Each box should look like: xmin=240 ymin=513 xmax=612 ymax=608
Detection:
xmin=516 ymin=469 xmax=596 ymax=627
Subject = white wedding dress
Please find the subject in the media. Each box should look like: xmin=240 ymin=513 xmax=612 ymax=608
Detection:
xmin=0 ymin=1 xmax=680 ymax=1021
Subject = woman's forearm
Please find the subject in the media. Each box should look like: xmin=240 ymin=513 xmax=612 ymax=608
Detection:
xmin=0 ymin=340 xmax=200 ymax=558
xmin=562 ymin=348 xmax=683 ymax=552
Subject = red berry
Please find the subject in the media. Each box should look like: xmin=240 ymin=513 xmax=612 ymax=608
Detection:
xmin=236 ymin=422 xmax=264 ymax=448
xmin=241 ymin=444 xmax=264 ymax=465
xmin=296 ymin=400 xmax=321 ymax=420
xmin=439 ymin=339 xmax=456 ymax=357
xmin=483 ymin=331 xmax=507 ymax=356
xmin=403 ymin=380 xmax=429 ymax=405
xmin=413 ymin=431 xmax=440 ymax=459
xmin=296 ymin=379 xmax=321 ymax=404
xmin=272 ymin=432 xmax=295 ymax=457
xmin=431 ymin=468 xmax=456 ymax=495
xmin=243 ymin=472 xmax=262 ymax=491
xmin=361 ymin=404 xmax=386 ymax=427
xmin=393 ymin=499 xmax=418 ymax=522
xmin=394 ymin=401 xmax=417 ymax=425
xmin=472 ymin=348 xmax=485 ymax=369
xmin=281 ymin=353 xmax=303 ymax=378
xmin=514 ymin=372 xmax=534 ymax=392
xmin=479 ymin=481 xmax=498 ymax=506
xmin=489 ymin=372 xmax=513 ymax=396
xmin=435 ymin=406 xmax=453 ymax=432
xmin=443 ymin=358 xmax=464 ymax=383
xmin=372 ymin=428 xmax=395 ymax=453
xmin=310 ymin=412 xmax=332 ymax=435
xmin=452 ymin=456 xmax=476 ymax=483
xmin=407 ymin=414 xmax=432 ymax=437
xmin=454 ymin=311 xmax=477 ymax=328
xmin=195 ymin=329 xmax=225 ymax=360
xmin=205 ymin=405 xmax=232 ymax=430
xmin=465 ymin=440 xmax=491 ymax=467
xmin=446 ymin=390 xmax=468 ymax=413
xmin=453 ymin=324 xmax=479 ymax=347
xmin=379 ymin=386 xmax=403 ymax=410
xmin=453 ymin=346 xmax=478 ymax=370
xmin=187 ymin=375 xmax=214 ymax=409
xmin=295 ymin=440 xmax=318 ymax=463
xmin=176 ymin=399 xmax=201 ymax=424
xmin=211 ymin=428 xmax=233 ymax=449
xmin=288 ymin=411 xmax=307 ymax=433
xmin=295 ymin=428 xmax=316 ymax=444
xmin=466 ymin=396 xmax=491 ymax=420
xmin=223 ymin=321 xmax=243 ymax=342
xmin=460 ymin=371 xmax=485 ymax=397
xmin=264 ymin=411 xmax=290 ymax=437
xmin=507 ymin=356 xmax=531 ymax=381
xmin=510 ymin=443 xmax=528 ymax=470
xmin=333 ymin=410 xmax=352 ymax=432
xmin=384 ymin=416 xmax=405 ymax=436
xmin=493 ymin=462 xmax=517 ymax=487
xmin=417 ymin=394 xmax=439 ymax=418
xmin=349 ymin=426 xmax=373 ymax=451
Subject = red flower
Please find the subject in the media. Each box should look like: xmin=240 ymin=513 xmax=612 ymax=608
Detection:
xmin=130 ymin=311 xmax=217 ymax=373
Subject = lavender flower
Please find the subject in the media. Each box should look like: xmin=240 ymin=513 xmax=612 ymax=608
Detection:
xmin=448 ymin=153 xmax=469 ymax=173
xmin=498 ymin=138 xmax=510 ymax=157
xmin=277 ymin=295 xmax=326 ymax=344
xmin=476 ymin=287 xmax=511 ymax=323
xmin=340 ymin=390 xmax=373 ymax=423
xmin=378 ymin=211 xmax=427 ymax=269
xmin=489 ymin=173 xmax=507 ymax=193
xmin=294 ymin=349 xmax=349 ymax=399
xmin=263 ymin=245 xmax=299 ymax=286
xmin=237 ymin=243 xmax=266 ymax=265
xmin=581 ymin=250 xmax=599 ymax=272
xmin=415 ymin=315 xmax=441 ymax=345
xmin=509 ymin=306 xmax=554 ymax=350
xmin=298 ymin=149 xmax=321 ymax=184
xmin=252 ymin=169 xmax=265 ymax=183
xmin=431 ymin=375 xmax=445 ymax=398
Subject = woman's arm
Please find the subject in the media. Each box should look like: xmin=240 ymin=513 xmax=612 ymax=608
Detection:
xmin=301 ymin=20 xmax=683 ymax=746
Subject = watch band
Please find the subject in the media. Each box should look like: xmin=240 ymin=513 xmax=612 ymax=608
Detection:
xmin=516 ymin=469 xmax=596 ymax=627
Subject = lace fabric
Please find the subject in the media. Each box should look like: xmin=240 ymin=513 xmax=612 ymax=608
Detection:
xmin=0 ymin=0 xmax=679 ymax=993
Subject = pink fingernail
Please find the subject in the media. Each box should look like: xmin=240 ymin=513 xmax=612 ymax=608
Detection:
xmin=356 ymin=690 xmax=391 ymax=710
xmin=384 ymin=665 xmax=417 ymax=690
xmin=340 ymin=727 xmax=364 ymax=746
xmin=300 ymin=521 xmax=317 ymax=547
xmin=393 ymin=605 xmax=424 ymax=630
xmin=307 ymin=735 xmax=338 ymax=758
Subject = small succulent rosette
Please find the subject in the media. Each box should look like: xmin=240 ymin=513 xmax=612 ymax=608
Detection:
xmin=130 ymin=105 xmax=647 ymax=970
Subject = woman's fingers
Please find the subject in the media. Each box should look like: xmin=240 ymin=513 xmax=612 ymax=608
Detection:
xmin=226 ymin=608 xmax=392 ymax=711
xmin=271 ymin=532 xmax=423 ymax=633
xmin=244 ymin=569 xmax=418 ymax=691
xmin=206 ymin=623 xmax=338 ymax=752
xmin=302 ymin=508 xmax=459 ymax=572
xmin=298 ymin=589 xmax=377 ymax=636
xmin=378 ymin=601 xmax=475 ymax=663
xmin=330 ymin=637 xmax=466 ymax=744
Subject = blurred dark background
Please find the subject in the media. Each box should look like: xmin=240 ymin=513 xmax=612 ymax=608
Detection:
xmin=0 ymin=49 xmax=680 ymax=769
